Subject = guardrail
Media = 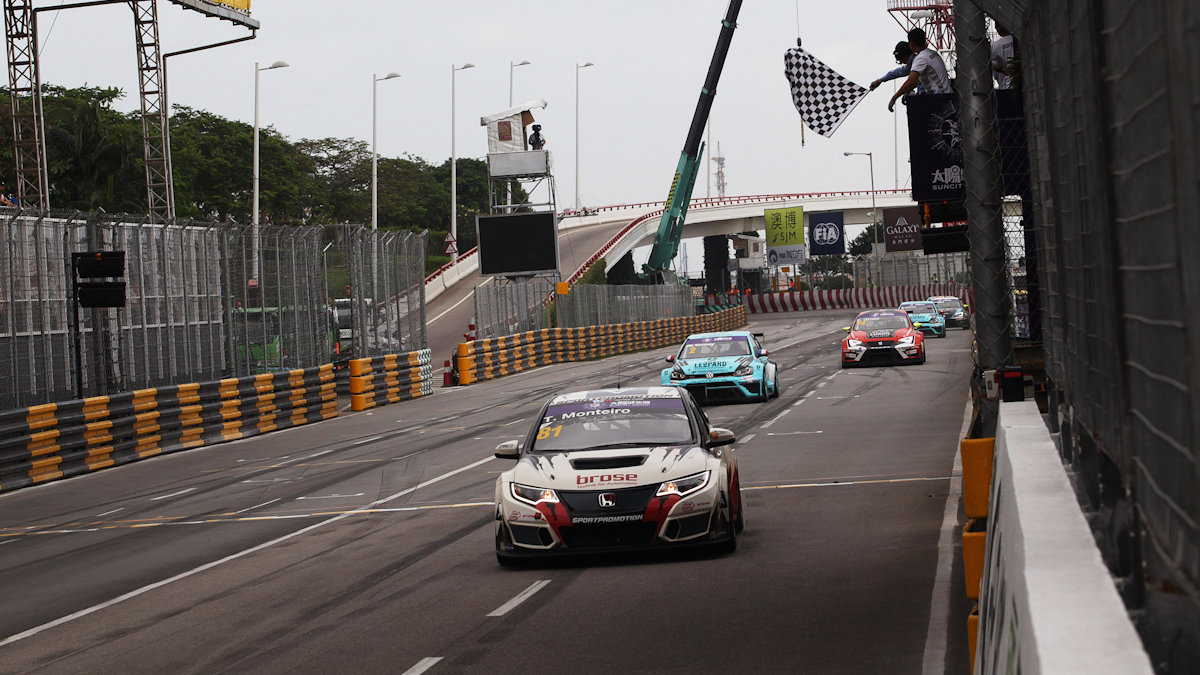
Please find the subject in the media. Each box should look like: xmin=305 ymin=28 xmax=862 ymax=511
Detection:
xmin=0 ymin=364 xmax=337 ymax=494
xmin=453 ymin=306 xmax=746 ymax=385
xmin=965 ymin=401 xmax=1153 ymax=673
xmin=746 ymin=284 xmax=967 ymax=313
xmin=348 ymin=348 xmax=434 ymax=411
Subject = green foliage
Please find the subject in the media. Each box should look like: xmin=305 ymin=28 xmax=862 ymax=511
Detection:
xmin=821 ymin=274 xmax=855 ymax=290
xmin=848 ymin=224 xmax=883 ymax=256
xmin=577 ymin=258 xmax=607 ymax=285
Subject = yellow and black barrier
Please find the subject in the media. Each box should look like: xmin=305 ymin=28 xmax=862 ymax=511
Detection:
xmin=0 ymin=364 xmax=337 ymax=494
xmin=348 ymin=348 xmax=434 ymax=411
xmin=455 ymin=306 xmax=746 ymax=385
xmin=960 ymin=436 xmax=996 ymax=672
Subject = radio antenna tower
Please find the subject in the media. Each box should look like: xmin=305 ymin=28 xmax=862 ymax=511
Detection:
xmin=887 ymin=1 xmax=956 ymax=72
xmin=711 ymin=142 xmax=726 ymax=199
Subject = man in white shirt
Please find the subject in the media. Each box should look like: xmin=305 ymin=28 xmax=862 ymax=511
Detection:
xmin=888 ymin=27 xmax=952 ymax=112
xmin=991 ymin=24 xmax=1015 ymax=90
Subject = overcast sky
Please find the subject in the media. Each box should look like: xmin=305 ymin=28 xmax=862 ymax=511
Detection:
xmin=35 ymin=0 xmax=917 ymax=212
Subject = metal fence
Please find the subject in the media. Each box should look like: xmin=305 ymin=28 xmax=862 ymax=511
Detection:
xmin=0 ymin=212 xmax=427 ymax=410
xmin=981 ymin=0 xmax=1200 ymax=666
xmin=557 ymin=284 xmax=694 ymax=328
xmin=849 ymin=251 xmax=971 ymax=289
xmin=472 ymin=277 xmax=696 ymax=339
xmin=343 ymin=227 xmax=428 ymax=359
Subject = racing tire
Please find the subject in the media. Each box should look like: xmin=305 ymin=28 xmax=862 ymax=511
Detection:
xmin=495 ymin=524 xmax=521 ymax=567
xmin=717 ymin=506 xmax=738 ymax=554
xmin=733 ymin=480 xmax=746 ymax=534
xmin=917 ymin=352 xmax=926 ymax=365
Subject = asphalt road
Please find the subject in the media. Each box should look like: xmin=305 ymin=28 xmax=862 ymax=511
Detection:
xmin=0 ymin=311 xmax=974 ymax=674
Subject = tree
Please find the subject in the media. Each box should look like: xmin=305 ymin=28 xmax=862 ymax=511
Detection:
xmin=848 ymin=223 xmax=883 ymax=256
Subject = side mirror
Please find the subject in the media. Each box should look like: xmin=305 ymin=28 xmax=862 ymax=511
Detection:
xmin=707 ymin=427 xmax=736 ymax=447
xmin=842 ymin=326 xmax=851 ymax=333
xmin=913 ymin=322 xmax=923 ymax=328
xmin=758 ymin=349 xmax=769 ymax=357
xmin=665 ymin=355 xmax=675 ymax=363
xmin=494 ymin=440 xmax=521 ymax=459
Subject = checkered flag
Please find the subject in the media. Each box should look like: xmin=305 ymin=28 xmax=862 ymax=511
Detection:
xmin=784 ymin=47 xmax=868 ymax=137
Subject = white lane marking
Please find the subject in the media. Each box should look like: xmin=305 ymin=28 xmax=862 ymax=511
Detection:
xmin=276 ymin=449 xmax=335 ymax=466
xmin=430 ymin=277 xmax=492 ymax=324
xmin=760 ymin=420 xmax=775 ymax=429
xmin=817 ymin=395 xmax=860 ymax=400
xmin=487 ymin=579 xmax=552 ymax=617
xmin=740 ymin=434 xmax=756 ymax=444
xmin=242 ymin=479 xmax=292 ymax=484
xmin=0 ymin=540 xmax=14 ymax=547
xmin=921 ymin=399 xmax=970 ymax=675
xmin=0 ymin=455 xmax=498 ymax=648
xmin=817 ymin=382 xmax=827 ymax=388
xmin=96 ymin=508 xmax=124 ymax=518
xmin=804 ymin=390 xmax=816 ymax=397
xmin=234 ymin=498 xmax=281 ymax=515
xmin=771 ymin=410 xmax=790 ymax=422
xmin=353 ymin=435 xmax=384 ymax=446
xmin=150 ymin=488 xmax=196 ymax=501
xmin=296 ymin=493 xmax=365 ymax=501
xmin=501 ymin=418 xmax=526 ymax=427
xmin=792 ymin=399 xmax=805 ymax=407
xmin=766 ymin=431 xmax=823 ymax=436
xmin=402 ymin=657 xmax=444 ymax=675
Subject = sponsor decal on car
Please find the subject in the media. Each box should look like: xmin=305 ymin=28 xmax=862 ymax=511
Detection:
xmin=571 ymin=514 xmax=643 ymax=524
xmin=577 ymin=473 xmax=638 ymax=486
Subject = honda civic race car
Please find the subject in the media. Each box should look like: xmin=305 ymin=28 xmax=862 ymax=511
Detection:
xmin=661 ymin=330 xmax=779 ymax=402
xmin=899 ymin=301 xmax=946 ymax=337
xmin=841 ymin=309 xmax=926 ymax=367
xmin=927 ymin=295 xmax=970 ymax=329
xmin=493 ymin=387 xmax=743 ymax=564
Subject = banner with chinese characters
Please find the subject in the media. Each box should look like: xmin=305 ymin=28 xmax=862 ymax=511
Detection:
xmin=808 ymin=211 xmax=845 ymax=256
xmin=765 ymin=206 xmax=806 ymax=266
xmin=883 ymin=206 xmax=924 ymax=252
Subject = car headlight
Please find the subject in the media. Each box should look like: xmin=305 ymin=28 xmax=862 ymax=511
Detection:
xmin=897 ymin=335 xmax=916 ymax=346
xmin=670 ymin=365 xmax=688 ymax=380
xmin=656 ymin=471 xmax=710 ymax=497
xmin=846 ymin=339 xmax=864 ymax=348
xmin=953 ymin=310 xmax=964 ymax=318
xmin=511 ymin=483 xmax=560 ymax=505
xmin=734 ymin=363 xmax=754 ymax=376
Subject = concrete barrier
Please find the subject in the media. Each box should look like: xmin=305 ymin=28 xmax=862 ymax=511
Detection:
xmin=0 ymin=365 xmax=337 ymax=494
xmin=348 ymin=349 xmax=434 ymax=411
xmin=973 ymin=401 xmax=1153 ymax=673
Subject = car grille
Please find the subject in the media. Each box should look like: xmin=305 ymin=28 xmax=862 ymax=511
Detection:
xmin=559 ymin=522 xmax=660 ymax=548
xmin=866 ymin=340 xmax=896 ymax=348
xmin=560 ymin=485 xmax=658 ymax=515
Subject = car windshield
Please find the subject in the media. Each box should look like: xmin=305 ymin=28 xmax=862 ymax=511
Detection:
xmin=531 ymin=396 xmax=695 ymax=451
xmin=933 ymin=298 xmax=963 ymax=311
xmin=680 ymin=335 xmax=752 ymax=358
xmin=902 ymin=303 xmax=937 ymax=314
xmin=854 ymin=314 xmax=910 ymax=331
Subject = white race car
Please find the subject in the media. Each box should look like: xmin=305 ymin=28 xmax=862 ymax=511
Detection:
xmin=493 ymin=387 xmax=744 ymax=564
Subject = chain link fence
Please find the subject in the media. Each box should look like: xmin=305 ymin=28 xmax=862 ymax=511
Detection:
xmin=557 ymin=284 xmax=694 ymax=328
xmin=848 ymin=251 xmax=970 ymax=289
xmin=342 ymin=227 xmax=428 ymax=360
xmin=472 ymin=276 xmax=558 ymax=340
xmin=980 ymin=0 xmax=1200 ymax=666
xmin=0 ymin=212 xmax=427 ymax=410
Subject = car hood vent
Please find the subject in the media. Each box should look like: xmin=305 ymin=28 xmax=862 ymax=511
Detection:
xmin=570 ymin=455 xmax=648 ymax=470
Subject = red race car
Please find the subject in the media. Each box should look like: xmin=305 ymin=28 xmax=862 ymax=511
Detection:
xmin=841 ymin=309 xmax=926 ymax=367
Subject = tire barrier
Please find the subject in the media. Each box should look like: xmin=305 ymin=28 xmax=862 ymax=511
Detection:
xmin=348 ymin=349 xmax=434 ymax=411
xmin=454 ymin=306 xmax=747 ymax=386
xmin=0 ymin=365 xmax=337 ymax=494
xmin=746 ymin=284 xmax=967 ymax=313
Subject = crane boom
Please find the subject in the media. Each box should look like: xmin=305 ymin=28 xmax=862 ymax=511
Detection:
xmin=642 ymin=0 xmax=743 ymax=281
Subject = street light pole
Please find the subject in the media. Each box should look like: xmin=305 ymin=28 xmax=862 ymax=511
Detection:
xmin=253 ymin=60 xmax=289 ymax=282
xmin=844 ymin=151 xmax=878 ymax=261
xmin=575 ymin=62 xmax=593 ymax=212
xmin=509 ymin=60 xmax=530 ymax=107
xmin=372 ymin=72 xmax=401 ymax=232
xmin=450 ymin=63 xmax=475 ymax=265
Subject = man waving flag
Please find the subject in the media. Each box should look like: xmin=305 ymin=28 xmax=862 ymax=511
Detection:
xmin=784 ymin=46 xmax=868 ymax=137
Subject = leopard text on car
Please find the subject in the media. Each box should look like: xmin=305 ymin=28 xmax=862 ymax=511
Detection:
xmin=899 ymin=300 xmax=946 ymax=338
xmin=493 ymin=387 xmax=743 ymax=564
xmin=661 ymin=330 xmax=779 ymax=402
xmin=842 ymin=309 xmax=926 ymax=367
xmin=927 ymin=295 xmax=970 ymax=329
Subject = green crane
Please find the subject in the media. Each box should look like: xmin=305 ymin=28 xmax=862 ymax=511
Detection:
xmin=641 ymin=0 xmax=743 ymax=282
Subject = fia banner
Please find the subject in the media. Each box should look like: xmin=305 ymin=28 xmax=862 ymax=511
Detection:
xmin=765 ymin=206 xmax=806 ymax=266
xmin=883 ymin=206 xmax=924 ymax=252
xmin=808 ymin=211 xmax=845 ymax=256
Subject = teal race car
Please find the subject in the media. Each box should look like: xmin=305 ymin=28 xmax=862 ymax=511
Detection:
xmin=899 ymin=301 xmax=946 ymax=338
xmin=662 ymin=331 xmax=779 ymax=403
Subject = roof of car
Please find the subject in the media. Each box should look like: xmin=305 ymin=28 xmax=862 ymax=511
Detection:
xmin=547 ymin=387 xmax=683 ymax=405
xmin=928 ymin=295 xmax=961 ymax=300
xmin=900 ymin=301 xmax=936 ymax=307
xmin=856 ymin=309 xmax=908 ymax=318
xmin=685 ymin=330 xmax=753 ymax=339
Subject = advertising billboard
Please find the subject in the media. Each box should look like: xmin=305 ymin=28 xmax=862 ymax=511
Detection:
xmin=883 ymin=206 xmax=924 ymax=252
xmin=808 ymin=211 xmax=845 ymax=256
xmin=765 ymin=206 xmax=805 ymax=266
xmin=476 ymin=211 xmax=560 ymax=277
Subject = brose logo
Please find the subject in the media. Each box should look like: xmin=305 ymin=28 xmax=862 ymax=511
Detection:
xmin=577 ymin=473 xmax=637 ymax=486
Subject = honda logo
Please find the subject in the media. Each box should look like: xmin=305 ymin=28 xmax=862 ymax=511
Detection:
xmin=598 ymin=493 xmax=616 ymax=508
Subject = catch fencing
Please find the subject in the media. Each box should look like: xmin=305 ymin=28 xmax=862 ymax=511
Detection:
xmin=848 ymin=251 xmax=970 ymax=290
xmin=472 ymin=277 xmax=694 ymax=340
xmin=0 ymin=212 xmax=427 ymax=411
xmin=978 ymin=0 xmax=1200 ymax=666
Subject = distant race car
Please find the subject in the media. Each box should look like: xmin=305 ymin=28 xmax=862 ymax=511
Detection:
xmin=661 ymin=330 xmax=779 ymax=402
xmin=492 ymin=387 xmax=743 ymax=564
xmin=927 ymin=295 xmax=970 ymax=330
xmin=842 ymin=309 xmax=926 ymax=367
xmin=899 ymin=301 xmax=946 ymax=338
